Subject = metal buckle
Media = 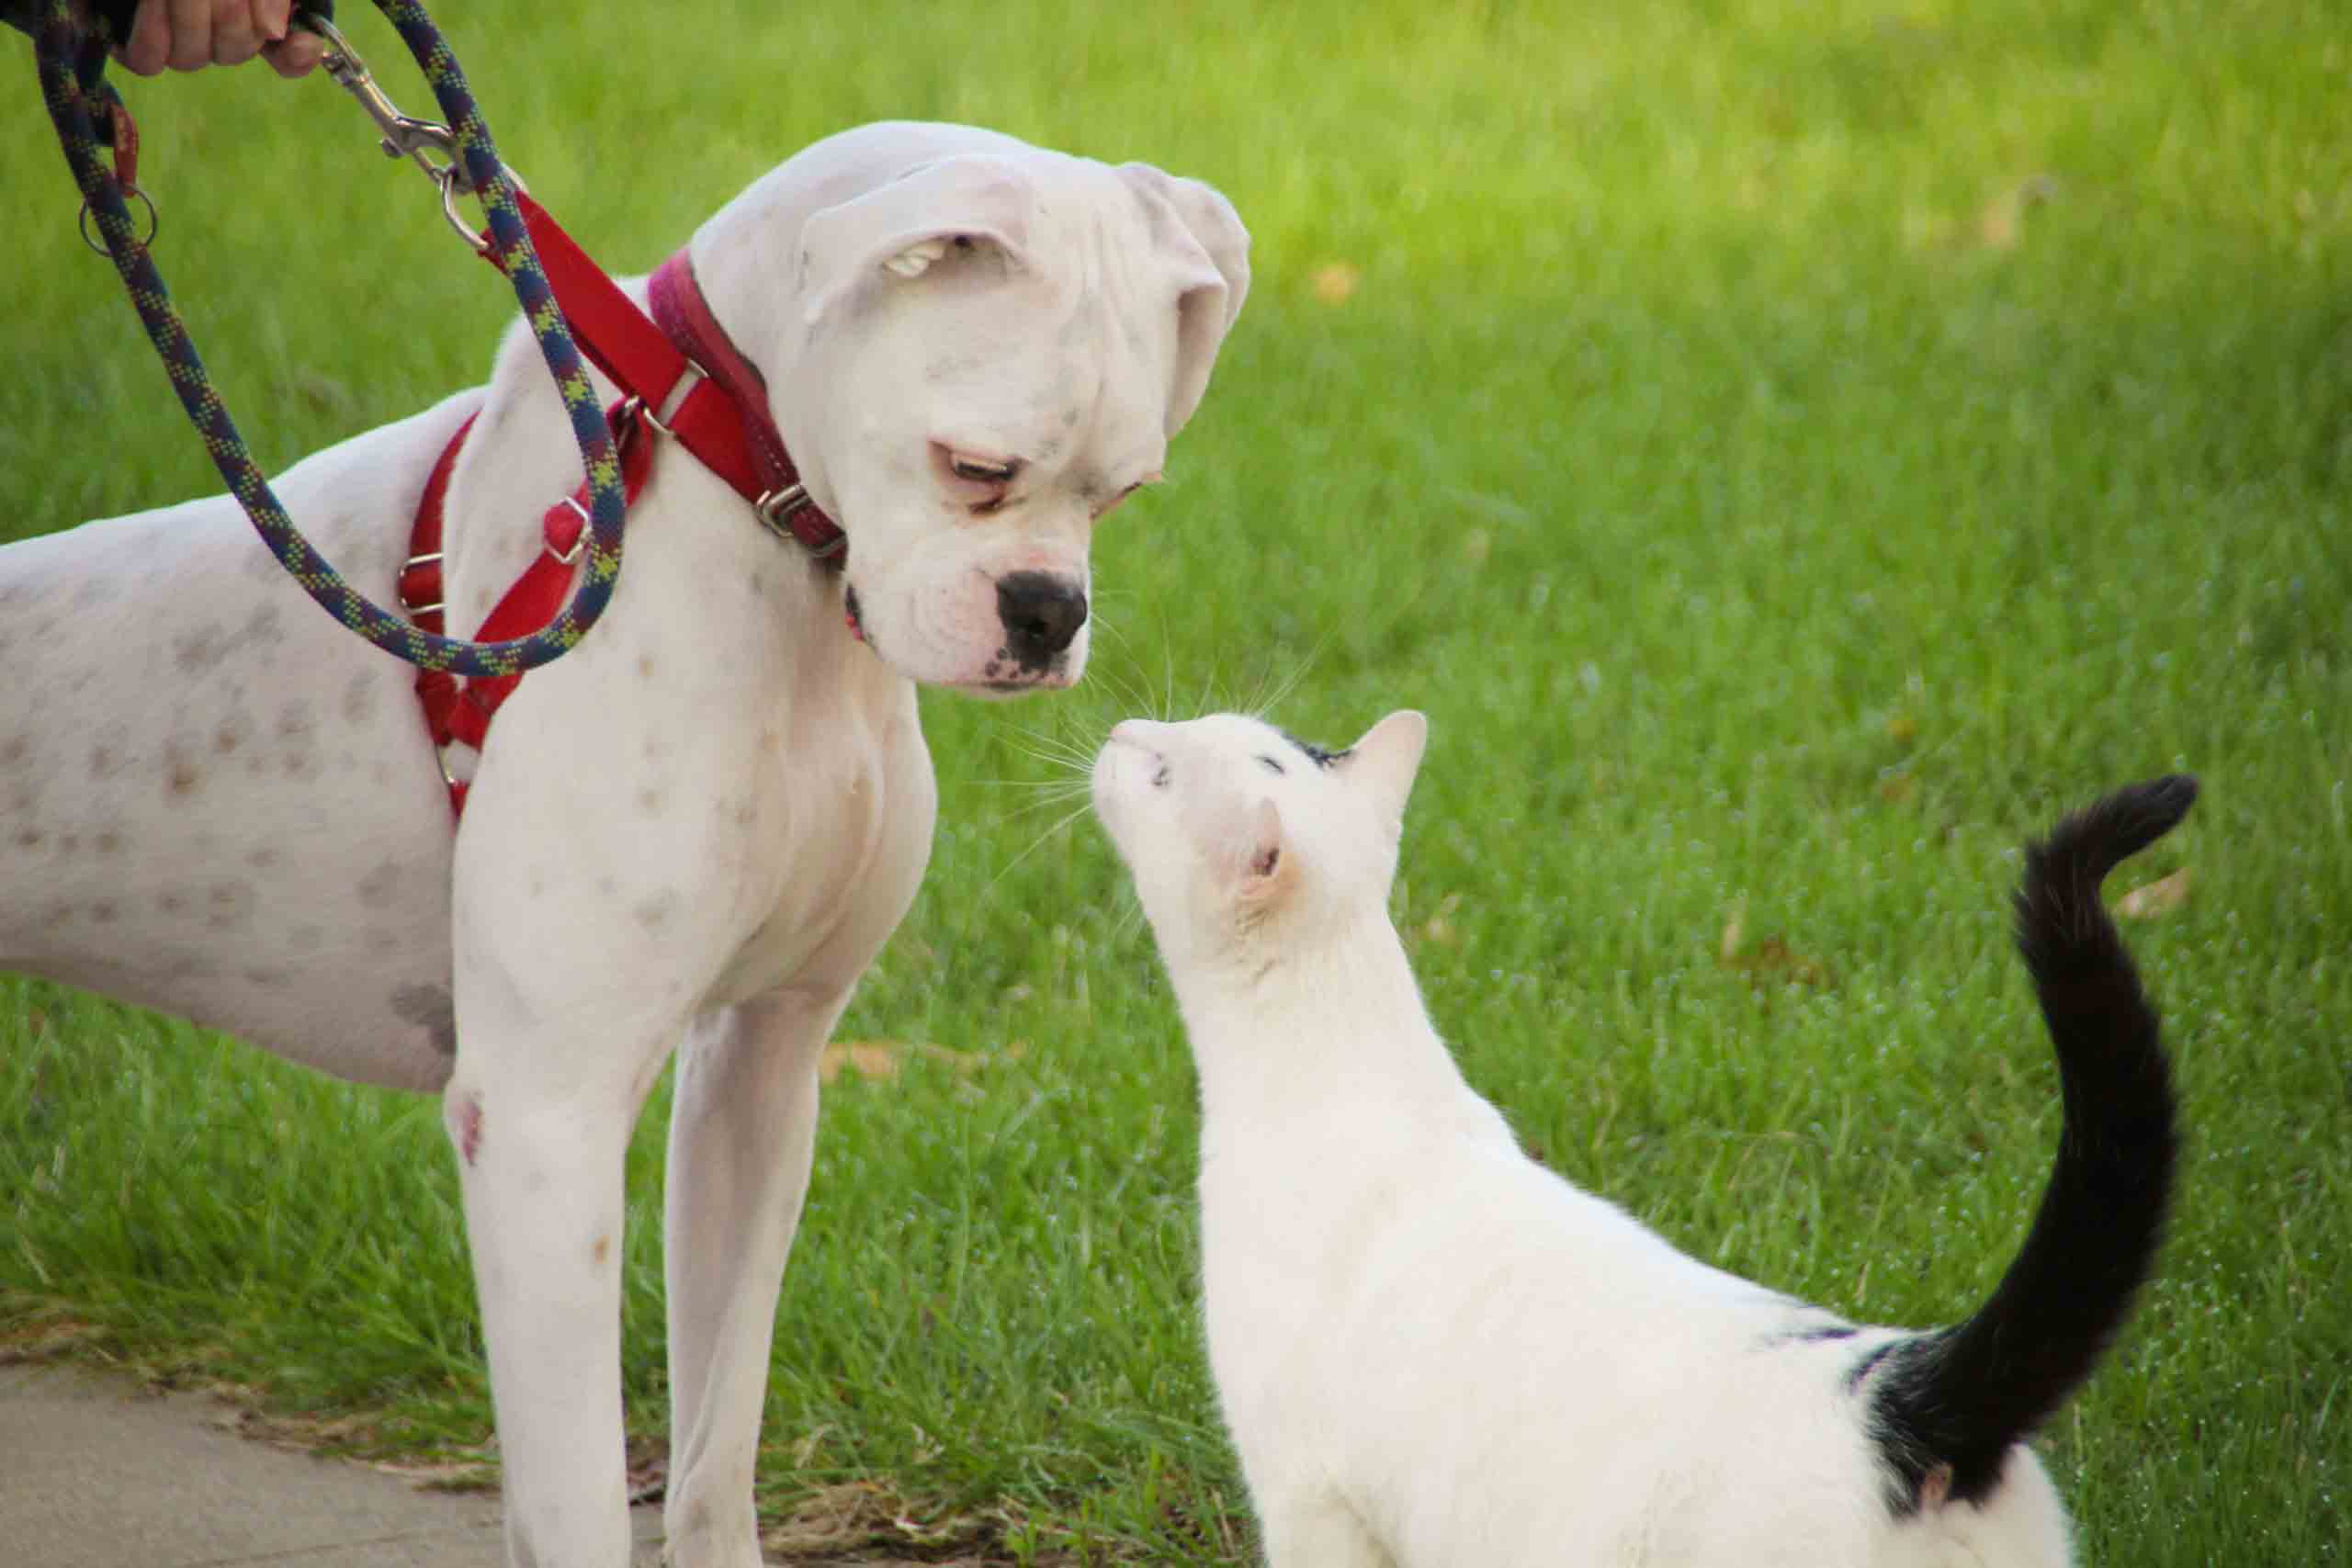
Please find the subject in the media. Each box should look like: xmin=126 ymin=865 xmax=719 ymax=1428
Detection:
xmin=548 ymin=497 xmax=591 ymax=565
xmin=755 ymin=484 xmax=808 ymax=531
xmin=401 ymin=549 xmax=445 ymax=617
xmin=646 ymin=365 xmax=706 ymax=436
xmin=755 ymin=485 xmax=846 ymax=559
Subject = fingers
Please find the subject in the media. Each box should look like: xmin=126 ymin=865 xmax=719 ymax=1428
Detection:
xmin=164 ymin=0 xmax=211 ymax=72
xmin=119 ymin=0 xmax=175 ymax=74
xmin=115 ymin=0 xmax=322 ymax=75
xmin=207 ymin=0 xmax=265 ymax=69
xmin=261 ymin=27 xmax=326 ymax=78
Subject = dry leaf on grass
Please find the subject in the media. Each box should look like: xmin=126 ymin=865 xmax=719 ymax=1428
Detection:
xmin=819 ymin=1042 xmax=1026 ymax=1086
xmin=820 ymin=1043 xmax=904 ymax=1084
xmin=1973 ymin=174 xmax=2060 ymax=251
xmin=1411 ymin=891 xmax=1464 ymax=950
xmin=1719 ymin=903 xmax=1836 ymax=988
xmin=1309 ymin=261 xmax=1360 ymax=304
xmin=2118 ymin=866 xmax=2191 ymax=919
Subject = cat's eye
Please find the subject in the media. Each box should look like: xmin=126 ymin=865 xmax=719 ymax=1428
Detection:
xmin=1257 ymin=755 xmax=1285 ymax=776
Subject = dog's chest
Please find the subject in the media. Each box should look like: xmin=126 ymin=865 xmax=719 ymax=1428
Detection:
xmin=702 ymin=694 xmax=936 ymax=1008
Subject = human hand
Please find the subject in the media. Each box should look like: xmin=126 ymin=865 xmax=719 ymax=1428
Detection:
xmin=113 ymin=0 xmax=329 ymax=78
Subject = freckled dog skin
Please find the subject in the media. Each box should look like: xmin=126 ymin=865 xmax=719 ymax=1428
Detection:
xmin=0 ymin=121 xmax=1248 ymax=1568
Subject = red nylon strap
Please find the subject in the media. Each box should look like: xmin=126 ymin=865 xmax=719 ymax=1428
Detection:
xmin=650 ymin=253 xmax=822 ymax=527
xmin=105 ymin=99 xmax=138 ymax=190
xmin=401 ymin=191 xmax=850 ymax=820
xmin=401 ymin=403 xmax=654 ymax=817
xmin=489 ymin=192 xmax=844 ymax=559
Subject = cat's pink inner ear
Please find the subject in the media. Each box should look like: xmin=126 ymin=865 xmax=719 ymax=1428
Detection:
xmin=1237 ymin=796 xmax=1292 ymax=902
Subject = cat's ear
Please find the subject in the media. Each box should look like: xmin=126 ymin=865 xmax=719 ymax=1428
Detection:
xmin=1341 ymin=710 xmax=1428 ymax=833
xmin=1231 ymin=795 xmax=1295 ymax=908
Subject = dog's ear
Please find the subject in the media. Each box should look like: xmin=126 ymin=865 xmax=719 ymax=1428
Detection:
xmin=797 ymin=154 xmax=1036 ymax=325
xmin=1115 ymin=163 xmax=1252 ymax=435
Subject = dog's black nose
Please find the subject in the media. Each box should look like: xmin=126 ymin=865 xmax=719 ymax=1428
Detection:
xmin=996 ymin=572 xmax=1089 ymax=668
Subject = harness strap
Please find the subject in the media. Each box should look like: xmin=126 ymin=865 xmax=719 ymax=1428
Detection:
xmin=398 ymin=190 xmax=841 ymax=818
xmin=402 ymin=400 xmax=656 ymax=815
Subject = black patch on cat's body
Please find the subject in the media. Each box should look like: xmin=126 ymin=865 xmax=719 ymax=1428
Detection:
xmin=1280 ymin=730 xmax=1347 ymax=770
xmin=1757 ymin=1309 xmax=1864 ymax=1352
xmin=1844 ymin=1337 xmax=1902 ymax=1391
xmin=1860 ymin=777 xmax=2193 ymax=1517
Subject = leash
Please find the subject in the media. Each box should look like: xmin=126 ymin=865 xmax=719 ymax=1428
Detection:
xmin=28 ymin=0 xmax=628 ymax=680
xmin=28 ymin=0 xmax=851 ymax=818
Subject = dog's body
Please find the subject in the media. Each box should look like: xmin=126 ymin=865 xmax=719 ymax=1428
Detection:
xmin=0 ymin=120 xmax=1247 ymax=1567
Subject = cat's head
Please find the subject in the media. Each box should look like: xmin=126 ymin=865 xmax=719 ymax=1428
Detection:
xmin=1091 ymin=710 xmax=1428 ymax=964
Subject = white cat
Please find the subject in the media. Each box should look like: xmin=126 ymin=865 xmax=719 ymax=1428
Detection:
xmin=1090 ymin=710 xmax=2190 ymax=1568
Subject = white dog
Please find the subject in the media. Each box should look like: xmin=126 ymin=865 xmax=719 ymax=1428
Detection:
xmin=0 ymin=120 xmax=1247 ymax=1568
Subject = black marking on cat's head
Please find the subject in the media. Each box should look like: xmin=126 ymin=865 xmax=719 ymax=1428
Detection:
xmin=1279 ymin=729 xmax=1348 ymax=770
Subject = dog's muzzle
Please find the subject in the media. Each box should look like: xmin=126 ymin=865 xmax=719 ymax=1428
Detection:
xmin=996 ymin=571 xmax=1089 ymax=671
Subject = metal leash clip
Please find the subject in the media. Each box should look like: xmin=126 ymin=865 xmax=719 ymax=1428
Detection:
xmin=304 ymin=14 xmax=491 ymax=254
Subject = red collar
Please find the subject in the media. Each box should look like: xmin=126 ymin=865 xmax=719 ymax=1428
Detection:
xmin=501 ymin=190 xmax=846 ymax=564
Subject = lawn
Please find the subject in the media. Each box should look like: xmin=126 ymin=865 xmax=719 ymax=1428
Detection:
xmin=2 ymin=0 xmax=2346 ymax=1562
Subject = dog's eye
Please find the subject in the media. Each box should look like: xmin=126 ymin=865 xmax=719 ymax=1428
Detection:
xmin=950 ymin=455 xmax=1019 ymax=484
xmin=1093 ymin=478 xmax=1153 ymax=522
xmin=1151 ymin=763 xmax=1170 ymax=788
xmin=1257 ymin=755 xmax=1284 ymax=776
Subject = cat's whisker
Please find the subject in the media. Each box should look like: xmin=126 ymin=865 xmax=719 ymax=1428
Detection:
xmin=995 ymin=724 xmax=1103 ymax=770
xmin=996 ymin=738 xmax=1095 ymax=774
xmin=1082 ymin=628 xmax=1177 ymax=729
xmin=1110 ymin=889 xmax=1148 ymax=946
xmin=982 ymin=799 xmax=1097 ymax=893
xmin=970 ymin=774 xmax=1092 ymax=800
xmin=1244 ymin=637 xmax=1329 ymax=722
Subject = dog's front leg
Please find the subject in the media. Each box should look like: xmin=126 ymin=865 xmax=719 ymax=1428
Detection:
xmin=442 ymin=959 xmax=676 ymax=1568
xmin=660 ymin=987 xmax=844 ymax=1568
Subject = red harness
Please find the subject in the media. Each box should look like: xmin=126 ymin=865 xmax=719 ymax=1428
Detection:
xmin=397 ymin=192 xmax=845 ymax=816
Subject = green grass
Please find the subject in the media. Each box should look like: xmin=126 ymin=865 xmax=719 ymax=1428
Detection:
xmin=4 ymin=0 xmax=2348 ymax=1561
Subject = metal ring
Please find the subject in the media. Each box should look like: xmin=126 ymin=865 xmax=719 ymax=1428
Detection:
xmin=436 ymin=164 xmax=492 ymax=255
xmin=79 ymin=186 xmax=159 ymax=257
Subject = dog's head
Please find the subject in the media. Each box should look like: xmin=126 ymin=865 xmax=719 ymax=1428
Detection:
xmin=767 ymin=143 xmax=1249 ymax=694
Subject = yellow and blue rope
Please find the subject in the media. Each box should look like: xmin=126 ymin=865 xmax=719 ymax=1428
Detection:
xmin=30 ymin=0 xmax=626 ymax=678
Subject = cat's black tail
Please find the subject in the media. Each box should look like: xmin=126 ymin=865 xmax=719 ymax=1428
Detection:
xmin=1863 ymin=775 xmax=2195 ymax=1513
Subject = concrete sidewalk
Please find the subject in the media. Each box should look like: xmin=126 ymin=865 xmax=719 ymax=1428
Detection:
xmin=0 ymin=1361 xmax=665 ymax=1566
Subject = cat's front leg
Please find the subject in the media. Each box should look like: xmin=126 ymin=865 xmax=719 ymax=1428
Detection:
xmin=1257 ymin=1485 xmax=1396 ymax=1568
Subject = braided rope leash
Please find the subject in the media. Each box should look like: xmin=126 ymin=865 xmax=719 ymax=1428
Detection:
xmin=31 ymin=0 xmax=627 ymax=678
